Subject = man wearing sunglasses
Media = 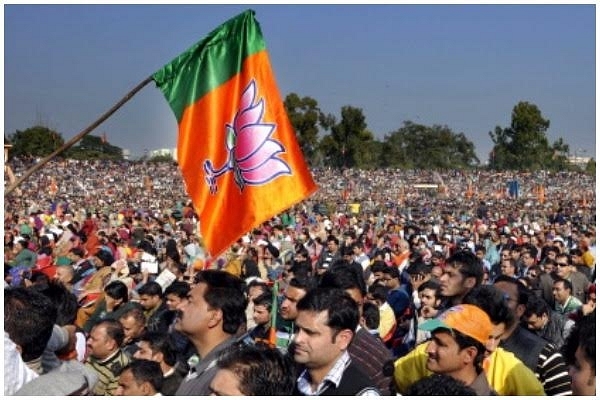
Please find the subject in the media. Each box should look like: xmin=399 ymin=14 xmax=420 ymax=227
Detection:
xmin=555 ymin=253 xmax=590 ymax=303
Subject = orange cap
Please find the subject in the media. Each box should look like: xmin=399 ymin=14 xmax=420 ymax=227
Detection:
xmin=419 ymin=304 xmax=492 ymax=346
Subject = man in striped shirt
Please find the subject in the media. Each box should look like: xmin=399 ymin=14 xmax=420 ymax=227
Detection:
xmin=494 ymin=276 xmax=572 ymax=396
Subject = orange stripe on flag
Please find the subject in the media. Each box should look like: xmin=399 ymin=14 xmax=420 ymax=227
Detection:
xmin=178 ymin=51 xmax=317 ymax=257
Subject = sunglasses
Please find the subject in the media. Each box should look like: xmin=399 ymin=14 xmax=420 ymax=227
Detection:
xmin=557 ymin=263 xmax=569 ymax=267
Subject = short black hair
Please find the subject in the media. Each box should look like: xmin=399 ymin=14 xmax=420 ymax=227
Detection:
xmin=4 ymin=287 xmax=58 ymax=361
xmin=104 ymin=280 xmax=129 ymax=303
xmin=216 ymin=343 xmax=295 ymax=395
xmin=463 ymin=284 xmax=515 ymax=327
xmin=561 ymin=314 xmax=595 ymax=372
xmin=493 ymin=275 xmax=531 ymax=305
xmin=137 ymin=281 xmax=163 ymax=297
xmin=194 ymin=270 xmax=247 ymax=334
xmin=371 ymin=261 xmax=388 ymax=274
xmin=553 ymin=278 xmax=573 ymax=293
xmin=163 ymin=280 xmax=190 ymax=299
xmin=319 ymin=264 xmax=367 ymax=296
xmin=524 ymin=295 xmax=550 ymax=319
xmin=368 ymin=284 xmax=389 ymax=303
xmin=296 ymin=287 xmax=359 ymax=340
xmin=417 ymin=280 xmax=441 ymax=296
xmin=406 ymin=373 xmax=477 ymax=395
xmin=123 ymin=359 xmax=163 ymax=393
xmin=138 ymin=331 xmax=177 ymax=367
xmin=32 ymin=280 xmax=78 ymax=326
xmin=94 ymin=318 xmax=125 ymax=347
xmin=94 ymin=249 xmax=115 ymax=267
xmin=289 ymin=274 xmax=318 ymax=292
xmin=252 ymin=292 xmax=273 ymax=311
xmin=446 ymin=250 xmax=484 ymax=286
xmin=362 ymin=301 xmax=380 ymax=331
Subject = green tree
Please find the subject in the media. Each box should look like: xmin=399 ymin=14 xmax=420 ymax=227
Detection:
xmin=66 ymin=134 xmax=123 ymax=160
xmin=382 ymin=121 xmax=479 ymax=169
xmin=283 ymin=93 xmax=324 ymax=165
xmin=319 ymin=106 xmax=375 ymax=168
xmin=488 ymin=101 xmax=568 ymax=171
xmin=5 ymin=126 xmax=64 ymax=159
xmin=584 ymin=158 xmax=596 ymax=175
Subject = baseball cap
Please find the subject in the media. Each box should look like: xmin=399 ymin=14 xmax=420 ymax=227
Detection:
xmin=419 ymin=304 xmax=492 ymax=346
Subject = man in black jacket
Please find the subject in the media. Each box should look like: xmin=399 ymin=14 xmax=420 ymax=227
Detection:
xmin=292 ymin=288 xmax=380 ymax=395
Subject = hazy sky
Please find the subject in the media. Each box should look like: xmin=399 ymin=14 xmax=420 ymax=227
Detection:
xmin=4 ymin=4 xmax=596 ymax=161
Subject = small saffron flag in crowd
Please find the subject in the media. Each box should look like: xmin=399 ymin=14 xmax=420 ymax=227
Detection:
xmin=153 ymin=10 xmax=317 ymax=257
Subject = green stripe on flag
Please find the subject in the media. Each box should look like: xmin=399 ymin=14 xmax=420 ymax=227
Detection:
xmin=153 ymin=9 xmax=266 ymax=122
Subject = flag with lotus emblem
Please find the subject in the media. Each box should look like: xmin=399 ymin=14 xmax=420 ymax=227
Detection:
xmin=153 ymin=10 xmax=317 ymax=258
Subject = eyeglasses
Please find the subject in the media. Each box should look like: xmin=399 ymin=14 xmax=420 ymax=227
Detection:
xmin=502 ymin=292 xmax=518 ymax=304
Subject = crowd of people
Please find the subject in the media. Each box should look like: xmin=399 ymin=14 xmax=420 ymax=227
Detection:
xmin=3 ymin=156 xmax=596 ymax=395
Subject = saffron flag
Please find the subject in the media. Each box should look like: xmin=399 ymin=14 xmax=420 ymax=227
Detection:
xmin=153 ymin=10 xmax=317 ymax=257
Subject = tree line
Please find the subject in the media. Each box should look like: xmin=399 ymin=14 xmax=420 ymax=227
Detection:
xmin=4 ymin=95 xmax=595 ymax=174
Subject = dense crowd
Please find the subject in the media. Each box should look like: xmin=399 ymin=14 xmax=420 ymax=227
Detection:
xmin=3 ymin=157 xmax=596 ymax=395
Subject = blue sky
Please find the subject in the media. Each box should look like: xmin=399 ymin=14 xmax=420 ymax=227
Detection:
xmin=4 ymin=4 xmax=596 ymax=161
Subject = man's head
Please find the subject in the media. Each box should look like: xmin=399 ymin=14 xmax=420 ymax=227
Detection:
xmin=521 ymin=248 xmax=537 ymax=269
xmin=439 ymin=250 xmax=483 ymax=303
xmin=552 ymin=278 xmax=573 ymax=305
xmin=115 ymin=359 xmax=163 ymax=396
xmin=406 ymin=262 xmax=432 ymax=290
xmin=493 ymin=275 xmax=530 ymax=324
xmin=474 ymin=245 xmax=486 ymax=260
xmin=209 ymin=344 xmax=295 ymax=396
xmin=137 ymin=282 xmax=163 ymax=311
xmin=252 ymin=292 xmax=272 ymax=327
xmin=175 ymin=270 xmax=246 ymax=339
xmin=523 ymin=295 xmax=550 ymax=331
xmin=555 ymin=253 xmax=573 ymax=279
xmin=319 ymin=265 xmax=367 ymax=316
xmin=87 ymin=319 xmax=125 ymax=359
xmin=366 ymin=284 xmax=389 ymax=307
xmin=500 ymin=257 xmax=517 ymax=277
xmin=418 ymin=280 xmax=442 ymax=310
xmin=246 ymin=279 xmax=269 ymax=303
xmin=370 ymin=261 xmax=388 ymax=282
xmin=326 ymin=235 xmax=339 ymax=253
xmin=561 ymin=314 xmax=595 ymax=396
xmin=104 ymin=280 xmax=129 ymax=311
xmin=133 ymin=331 xmax=177 ymax=368
xmin=382 ymin=267 xmax=401 ymax=290
xmin=4 ymin=287 xmax=58 ymax=362
xmin=293 ymin=287 xmax=359 ymax=370
xmin=280 ymin=275 xmax=315 ymax=321
xmin=544 ymin=245 xmax=560 ymax=261
xmin=119 ymin=306 xmax=146 ymax=345
xmin=420 ymin=304 xmax=492 ymax=377
xmin=163 ymin=280 xmax=190 ymax=311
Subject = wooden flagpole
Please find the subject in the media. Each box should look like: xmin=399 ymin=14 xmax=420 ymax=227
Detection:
xmin=5 ymin=76 xmax=154 ymax=196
